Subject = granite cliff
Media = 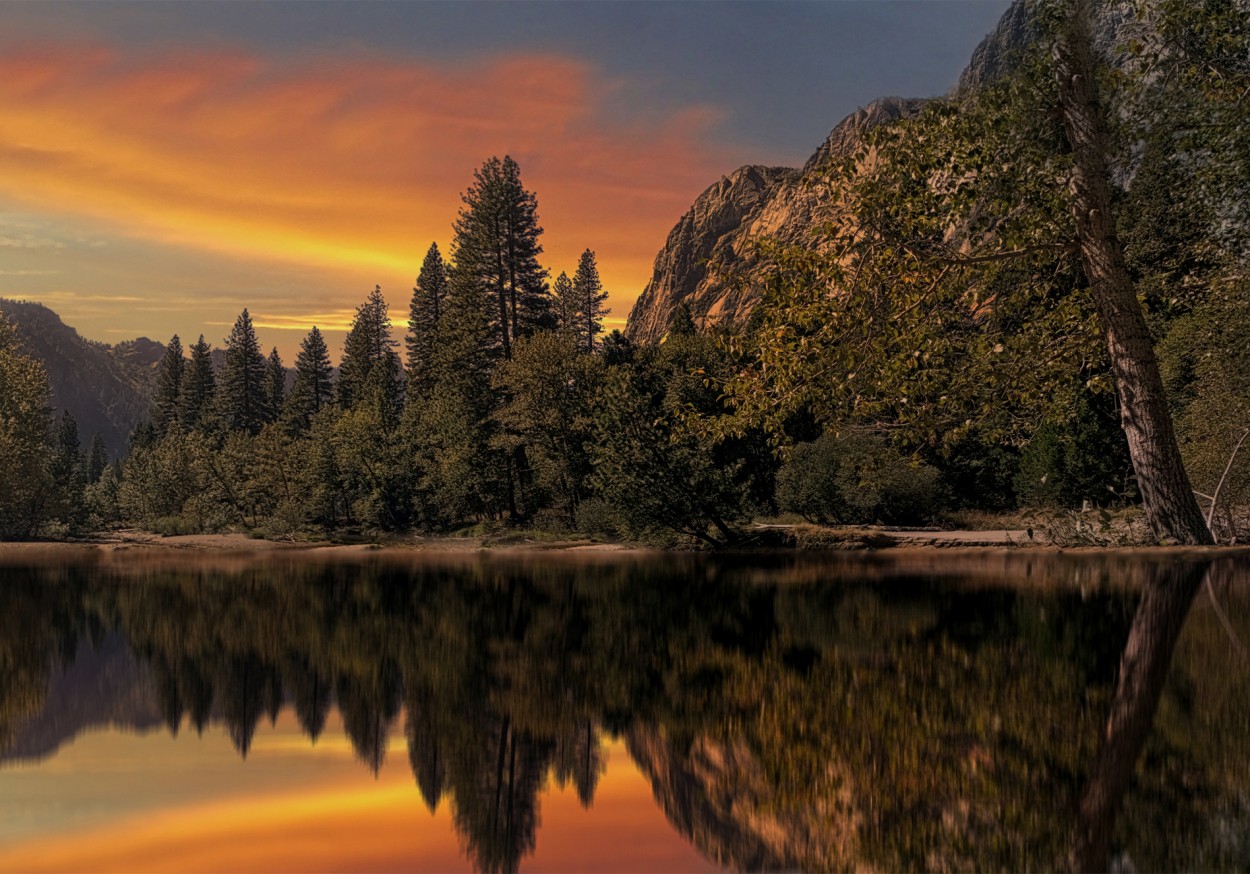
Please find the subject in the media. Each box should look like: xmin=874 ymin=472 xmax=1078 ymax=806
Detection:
xmin=624 ymin=0 xmax=1137 ymax=344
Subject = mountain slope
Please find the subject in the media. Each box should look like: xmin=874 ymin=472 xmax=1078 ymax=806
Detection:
xmin=625 ymin=97 xmax=924 ymax=344
xmin=625 ymin=0 xmax=1141 ymax=344
xmin=0 ymin=299 xmax=162 ymax=457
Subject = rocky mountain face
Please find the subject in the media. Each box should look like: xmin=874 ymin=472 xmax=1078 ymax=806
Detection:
xmin=625 ymin=97 xmax=925 ymax=344
xmin=624 ymin=0 xmax=1137 ymax=344
xmin=626 ymin=725 xmax=858 ymax=871
xmin=0 ymin=298 xmax=162 ymax=457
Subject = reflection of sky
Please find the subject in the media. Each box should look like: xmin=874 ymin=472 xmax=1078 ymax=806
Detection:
xmin=0 ymin=1 xmax=1009 ymax=359
xmin=0 ymin=709 xmax=715 ymax=873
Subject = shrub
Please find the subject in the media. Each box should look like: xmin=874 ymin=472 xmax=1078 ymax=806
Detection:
xmin=777 ymin=433 xmax=940 ymax=525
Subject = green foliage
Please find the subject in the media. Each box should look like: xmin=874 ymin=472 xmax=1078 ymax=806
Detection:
xmin=587 ymin=333 xmax=766 ymax=545
xmin=777 ymin=432 xmax=940 ymax=525
xmin=495 ymin=332 xmax=604 ymax=521
xmin=180 ymin=334 xmax=216 ymax=431
xmin=220 ymin=309 xmax=268 ymax=435
xmin=151 ymin=334 xmax=184 ymax=436
xmin=338 ymin=286 xmax=401 ymax=415
xmin=284 ymin=326 xmax=334 ymax=435
xmin=452 ymin=155 xmax=552 ymax=360
xmin=264 ymin=347 xmax=285 ymax=424
xmin=0 ymin=312 xmax=52 ymax=539
xmin=572 ymin=248 xmax=609 ymax=353
xmin=1014 ymin=388 xmax=1132 ymax=509
xmin=406 ymin=242 xmax=448 ymax=396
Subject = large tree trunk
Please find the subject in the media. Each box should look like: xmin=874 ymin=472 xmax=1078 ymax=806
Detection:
xmin=1069 ymin=560 xmax=1208 ymax=872
xmin=1053 ymin=0 xmax=1213 ymax=545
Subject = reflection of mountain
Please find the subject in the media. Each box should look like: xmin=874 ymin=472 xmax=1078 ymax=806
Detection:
xmin=0 ymin=635 xmax=161 ymax=764
xmin=627 ymin=727 xmax=856 ymax=872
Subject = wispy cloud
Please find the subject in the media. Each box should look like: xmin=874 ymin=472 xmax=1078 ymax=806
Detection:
xmin=0 ymin=43 xmax=734 ymax=325
xmin=0 ymin=233 xmax=64 ymax=250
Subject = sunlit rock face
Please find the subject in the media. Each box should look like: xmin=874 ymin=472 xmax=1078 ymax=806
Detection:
xmin=623 ymin=98 xmax=923 ymax=345
xmin=624 ymin=0 xmax=1145 ymax=345
xmin=626 ymin=725 xmax=859 ymax=872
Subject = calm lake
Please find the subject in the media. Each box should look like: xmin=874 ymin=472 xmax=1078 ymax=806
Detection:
xmin=0 ymin=550 xmax=1247 ymax=872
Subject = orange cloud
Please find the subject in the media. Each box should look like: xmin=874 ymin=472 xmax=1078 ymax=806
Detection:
xmin=0 ymin=43 xmax=735 ymax=338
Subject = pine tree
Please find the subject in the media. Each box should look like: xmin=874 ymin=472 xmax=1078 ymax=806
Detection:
xmin=553 ymin=271 xmax=576 ymax=333
xmin=0 ymin=312 xmax=52 ymax=538
xmin=152 ymin=334 xmax=184 ymax=435
xmin=221 ymin=309 xmax=268 ymax=435
xmin=49 ymin=410 xmax=86 ymax=531
xmin=86 ymin=432 xmax=109 ymax=483
xmin=285 ymin=326 xmax=334 ymax=434
xmin=666 ymin=302 xmax=697 ymax=338
xmin=265 ymin=347 xmax=285 ymax=423
xmin=451 ymin=155 xmax=551 ymax=361
xmin=181 ymin=335 xmax=216 ymax=430
xmin=407 ymin=243 xmax=448 ymax=396
xmin=572 ymin=249 xmax=609 ymax=353
xmin=338 ymin=286 xmax=399 ymax=410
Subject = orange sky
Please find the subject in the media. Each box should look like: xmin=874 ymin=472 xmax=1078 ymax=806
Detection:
xmin=0 ymin=41 xmax=740 ymax=358
xmin=0 ymin=712 xmax=717 ymax=873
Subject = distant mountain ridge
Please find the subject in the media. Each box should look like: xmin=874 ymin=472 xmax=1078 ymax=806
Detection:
xmin=0 ymin=298 xmax=163 ymax=457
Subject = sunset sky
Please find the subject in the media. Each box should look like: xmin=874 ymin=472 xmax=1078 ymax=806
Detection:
xmin=0 ymin=1 xmax=1009 ymax=359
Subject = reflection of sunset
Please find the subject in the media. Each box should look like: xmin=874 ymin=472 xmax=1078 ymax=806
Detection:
xmin=0 ymin=714 xmax=716 ymax=874
xmin=0 ymin=44 xmax=730 ymax=350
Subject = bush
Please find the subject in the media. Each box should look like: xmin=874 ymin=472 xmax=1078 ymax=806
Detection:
xmin=777 ymin=433 xmax=940 ymax=525
xmin=574 ymin=498 xmax=624 ymax=539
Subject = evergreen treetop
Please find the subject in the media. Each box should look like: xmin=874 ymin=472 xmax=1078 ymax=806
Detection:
xmin=407 ymin=243 xmax=448 ymax=395
xmin=221 ymin=309 xmax=268 ymax=435
xmin=152 ymin=334 xmax=184 ymax=436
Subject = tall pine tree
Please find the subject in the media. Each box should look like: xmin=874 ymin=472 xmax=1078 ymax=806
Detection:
xmin=265 ymin=347 xmax=285 ymax=423
xmin=451 ymin=155 xmax=551 ymax=361
xmin=221 ymin=309 xmax=268 ymax=435
xmin=338 ymin=286 xmax=399 ymax=411
xmin=406 ymin=243 xmax=448 ymax=396
xmin=152 ymin=334 xmax=184 ymax=435
xmin=181 ymin=335 xmax=216 ymax=430
xmin=285 ymin=326 xmax=334 ymax=434
xmin=572 ymin=249 xmax=609 ymax=353
xmin=553 ymin=271 xmax=576 ymax=333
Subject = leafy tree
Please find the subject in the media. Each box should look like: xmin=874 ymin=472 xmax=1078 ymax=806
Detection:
xmin=495 ymin=332 xmax=605 ymax=521
xmin=0 ymin=311 xmax=51 ymax=539
xmin=285 ymin=326 xmax=334 ymax=435
xmin=407 ymin=243 xmax=448 ymax=396
xmin=588 ymin=336 xmax=759 ymax=546
xmin=151 ymin=334 xmax=184 ymax=436
xmin=572 ymin=249 xmax=609 ymax=353
xmin=220 ymin=310 xmax=268 ymax=435
xmin=451 ymin=155 xmax=551 ymax=361
xmin=264 ymin=347 xmax=285 ymax=424
xmin=180 ymin=335 xmax=216 ymax=431
xmin=777 ymin=432 xmax=940 ymax=525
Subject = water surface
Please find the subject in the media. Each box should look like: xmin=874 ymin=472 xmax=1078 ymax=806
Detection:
xmin=0 ymin=551 xmax=1247 ymax=872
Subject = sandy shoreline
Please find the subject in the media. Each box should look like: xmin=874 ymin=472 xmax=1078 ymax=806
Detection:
xmin=1 ymin=527 xmax=1247 ymax=563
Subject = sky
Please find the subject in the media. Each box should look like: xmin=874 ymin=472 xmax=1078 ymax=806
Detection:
xmin=0 ymin=712 xmax=717 ymax=873
xmin=0 ymin=0 xmax=1011 ymax=360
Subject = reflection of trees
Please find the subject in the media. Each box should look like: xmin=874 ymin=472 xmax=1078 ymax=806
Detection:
xmin=1 ymin=554 xmax=1247 ymax=872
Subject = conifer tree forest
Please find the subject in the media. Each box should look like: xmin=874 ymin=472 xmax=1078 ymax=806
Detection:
xmin=1 ymin=0 xmax=1247 ymax=546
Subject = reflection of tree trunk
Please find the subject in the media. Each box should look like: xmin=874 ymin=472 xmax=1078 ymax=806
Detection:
xmin=1052 ymin=0 xmax=1212 ymax=546
xmin=1069 ymin=561 xmax=1208 ymax=872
